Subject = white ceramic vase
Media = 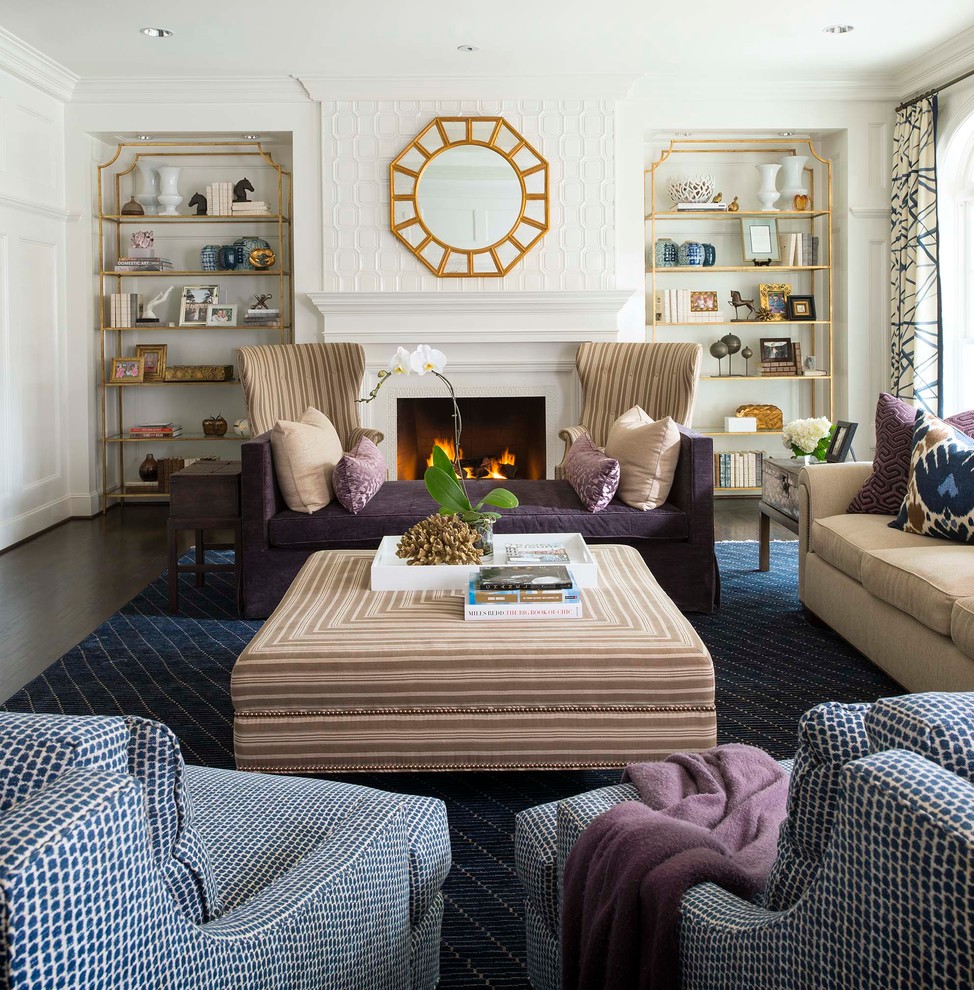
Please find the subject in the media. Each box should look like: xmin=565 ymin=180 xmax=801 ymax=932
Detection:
xmin=155 ymin=166 xmax=182 ymax=216
xmin=779 ymin=155 xmax=808 ymax=200
xmin=755 ymin=163 xmax=781 ymax=212
xmin=134 ymin=162 xmax=159 ymax=215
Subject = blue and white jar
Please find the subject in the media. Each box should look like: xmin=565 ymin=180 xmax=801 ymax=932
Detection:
xmin=678 ymin=240 xmax=704 ymax=266
xmin=654 ymin=237 xmax=678 ymax=268
xmin=200 ymin=245 xmax=220 ymax=271
xmin=702 ymin=243 xmax=717 ymax=267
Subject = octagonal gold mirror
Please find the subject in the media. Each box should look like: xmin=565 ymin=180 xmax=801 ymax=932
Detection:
xmin=390 ymin=116 xmax=549 ymax=277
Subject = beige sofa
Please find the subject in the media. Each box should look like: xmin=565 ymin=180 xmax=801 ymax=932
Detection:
xmin=798 ymin=462 xmax=974 ymax=692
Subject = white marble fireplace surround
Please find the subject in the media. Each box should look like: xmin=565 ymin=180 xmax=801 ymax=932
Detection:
xmin=308 ymin=290 xmax=634 ymax=478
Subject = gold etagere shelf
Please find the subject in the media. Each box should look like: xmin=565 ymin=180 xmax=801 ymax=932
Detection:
xmin=645 ymin=137 xmax=832 ymax=497
xmin=96 ymin=140 xmax=294 ymax=511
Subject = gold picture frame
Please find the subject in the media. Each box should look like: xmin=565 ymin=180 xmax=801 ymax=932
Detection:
xmin=389 ymin=116 xmax=549 ymax=278
xmin=759 ymin=282 xmax=792 ymax=321
xmin=109 ymin=356 xmax=144 ymax=384
xmin=135 ymin=344 xmax=167 ymax=382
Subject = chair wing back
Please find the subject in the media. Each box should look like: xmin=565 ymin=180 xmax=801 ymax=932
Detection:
xmin=575 ymin=341 xmax=702 ymax=446
xmin=237 ymin=343 xmax=367 ymax=443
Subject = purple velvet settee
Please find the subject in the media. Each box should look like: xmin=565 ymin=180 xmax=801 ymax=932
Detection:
xmin=240 ymin=425 xmax=718 ymax=618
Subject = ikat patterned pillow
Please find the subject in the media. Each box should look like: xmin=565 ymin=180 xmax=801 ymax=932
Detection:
xmin=891 ymin=410 xmax=974 ymax=544
xmin=564 ymin=434 xmax=620 ymax=512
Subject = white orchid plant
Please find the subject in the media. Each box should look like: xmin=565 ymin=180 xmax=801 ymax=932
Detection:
xmin=782 ymin=416 xmax=835 ymax=460
xmin=358 ymin=345 xmax=519 ymax=524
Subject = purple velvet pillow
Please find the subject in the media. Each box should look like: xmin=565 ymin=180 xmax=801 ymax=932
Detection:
xmin=848 ymin=394 xmax=974 ymax=514
xmin=847 ymin=393 xmax=916 ymax=514
xmin=333 ymin=437 xmax=385 ymax=514
xmin=564 ymin=434 xmax=620 ymax=512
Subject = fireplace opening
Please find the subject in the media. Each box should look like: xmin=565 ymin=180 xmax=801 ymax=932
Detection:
xmin=397 ymin=396 xmax=546 ymax=481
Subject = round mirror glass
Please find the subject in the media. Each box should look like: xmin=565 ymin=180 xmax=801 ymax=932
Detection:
xmin=416 ymin=146 xmax=523 ymax=250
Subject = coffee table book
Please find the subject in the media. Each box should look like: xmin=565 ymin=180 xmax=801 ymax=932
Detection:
xmin=370 ymin=532 xmax=598 ymax=591
xmin=464 ymin=600 xmax=583 ymax=621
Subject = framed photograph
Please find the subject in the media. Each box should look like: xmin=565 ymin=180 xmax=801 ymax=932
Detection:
xmin=109 ymin=356 xmax=144 ymax=384
xmin=826 ymin=421 xmax=858 ymax=463
xmin=178 ymin=285 xmax=220 ymax=326
xmin=759 ymin=338 xmax=794 ymax=362
xmin=786 ymin=294 xmax=816 ymax=321
xmin=134 ymin=344 xmax=167 ymax=382
xmin=690 ymin=290 xmax=719 ymax=313
xmin=741 ymin=217 xmax=779 ymax=262
xmin=759 ymin=282 xmax=792 ymax=320
xmin=206 ymin=304 xmax=237 ymax=326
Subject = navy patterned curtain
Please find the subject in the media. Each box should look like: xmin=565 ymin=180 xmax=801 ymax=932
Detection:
xmin=890 ymin=95 xmax=942 ymax=415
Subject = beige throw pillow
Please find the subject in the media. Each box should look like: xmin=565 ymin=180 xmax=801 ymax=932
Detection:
xmin=270 ymin=407 xmax=344 ymax=513
xmin=604 ymin=405 xmax=681 ymax=510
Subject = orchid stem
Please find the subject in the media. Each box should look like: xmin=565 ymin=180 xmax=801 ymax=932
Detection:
xmin=432 ymin=370 xmax=469 ymax=503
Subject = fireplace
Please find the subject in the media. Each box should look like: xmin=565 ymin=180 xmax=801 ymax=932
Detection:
xmin=397 ymin=396 xmax=546 ymax=481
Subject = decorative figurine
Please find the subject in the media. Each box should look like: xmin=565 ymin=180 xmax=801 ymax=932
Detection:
xmin=233 ymin=177 xmax=254 ymax=202
xmin=137 ymin=285 xmax=174 ymax=324
xmin=721 ymin=333 xmax=742 ymax=375
xmin=188 ymin=192 xmax=207 ymax=215
xmin=794 ymin=193 xmax=810 ymax=211
xmin=252 ymin=293 xmax=273 ymax=310
xmin=754 ymin=307 xmax=775 ymax=322
xmin=202 ymin=414 xmax=228 ymax=436
xmin=728 ymin=290 xmax=756 ymax=321
xmin=709 ymin=339 xmax=729 ymax=376
xmin=712 ymin=192 xmax=723 ymax=203
xmin=121 ymin=196 xmax=144 ymax=216
xmin=727 ymin=196 xmax=740 ymax=213
xmin=741 ymin=345 xmax=754 ymax=375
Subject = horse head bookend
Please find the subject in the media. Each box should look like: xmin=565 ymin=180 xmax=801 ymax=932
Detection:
xmin=188 ymin=192 xmax=207 ymax=215
xmin=233 ymin=177 xmax=254 ymax=203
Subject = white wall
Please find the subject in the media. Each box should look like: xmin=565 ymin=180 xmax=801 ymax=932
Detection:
xmin=0 ymin=65 xmax=73 ymax=548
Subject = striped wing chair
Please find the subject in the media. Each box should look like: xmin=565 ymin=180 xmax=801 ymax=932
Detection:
xmin=515 ymin=692 xmax=974 ymax=990
xmin=236 ymin=342 xmax=384 ymax=446
xmin=556 ymin=342 xmax=702 ymax=477
xmin=0 ymin=712 xmax=450 ymax=990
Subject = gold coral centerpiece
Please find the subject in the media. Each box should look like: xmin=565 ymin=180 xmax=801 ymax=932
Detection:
xmin=396 ymin=513 xmax=484 ymax=566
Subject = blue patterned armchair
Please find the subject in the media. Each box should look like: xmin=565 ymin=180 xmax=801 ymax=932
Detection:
xmin=0 ymin=712 xmax=451 ymax=989
xmin=515 ymin=692 xmax=974 ymax=990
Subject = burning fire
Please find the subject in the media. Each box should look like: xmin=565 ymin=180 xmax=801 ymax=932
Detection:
xmin=426 ymin=441 xmax=516 ymax=479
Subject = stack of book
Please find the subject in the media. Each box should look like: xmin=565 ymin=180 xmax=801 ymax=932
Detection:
xmin=114 ymin=256 xmax=173 ymax=272
xmin=655 ymin=289 xmax=725 ymax=323
xmin=244 ymin=307 xmax=281 ymax=326
xmin=231 ymin=200 xmax=272 ymax=216
xmin=464 ymin=565 xmax=582 ymax=621
xmin=779 ymin=233 xmax=819 ymax=266
xmin=129 ymin=423 xmax=182 ymax=439
xmin=761 ymin=341 xmax=802 ymax=377
xmin=714 ymin=451 xmax=764 ymax=489
xmin=675 ymin=202 xmax=727 ymax=212
xmin=109 ymin=293 xmax=141 ymax=327
xmin=504 ymin=543 xmax=570 ymax=564
xmin=205 ymin=182 xmax=234 ymax=216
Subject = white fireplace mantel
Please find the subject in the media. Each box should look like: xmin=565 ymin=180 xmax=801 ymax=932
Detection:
xmin=308 ymin=290 xmax=635 ymax=342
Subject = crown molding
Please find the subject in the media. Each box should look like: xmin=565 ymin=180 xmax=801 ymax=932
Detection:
xmin=297 ymin=74 xmax=639 ymax=102
xmin=0 ymin=27 xmax=77 ymax=102
xmin=897 ymin=24 xmax=974 ymax=99
xmin=0 ymin=192 xmax=81 ymax=222
xmin=71 ymin=76 xmax=310 ymax=104
xmin=629 ymin=74 xmax=900 ymax=103
xmin=309 ymin=290 xmax=636 ymax=341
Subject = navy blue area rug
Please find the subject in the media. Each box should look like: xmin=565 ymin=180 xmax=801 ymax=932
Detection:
xmin=4 ymin=541 xmax=900 ymax=989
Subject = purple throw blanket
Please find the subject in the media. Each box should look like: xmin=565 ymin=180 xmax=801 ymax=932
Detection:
xmin=562 ymin=744 xmax=789 ymax=990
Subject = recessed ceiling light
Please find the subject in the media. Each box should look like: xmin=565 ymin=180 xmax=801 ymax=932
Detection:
xmin=823 ymin=23 xmax=854 ymax=34
xmin=676 ymin=131 xmax=692 ymax=137
xmin=243 ymin=134 xmax=261 ymax=140
xmin=457 ymin=45 xmax=479 ymax=53
xmin=136 ymin=135 xmax=153 ymax=141
xmin=780 ymin=131 xmax=795 ymax=137
xmin=140 ymin=27 xmax=173 ymax=38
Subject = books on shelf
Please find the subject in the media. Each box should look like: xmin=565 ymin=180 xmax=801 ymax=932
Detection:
xmin=114 ymin=257 xmax=173 ymax=271
xmin=714 ymin=451 xmax=765 ymax=489
xmin=129 ymin=423 xmax=183 ymax=438
xmin=231 ymin=201 xmax=272 ymax=215
xmin=760 ymin=342 xmax=802 ymax=377
xmin=109 ymin=292 xmax=141 ymax=327
xmin=504 ymin=543 xmax=570 ymax=563
xmin=655 ymin=289 xmax=726 ymax=323
xmin=675 ymin=202 xmax=728 ymax=211
xmin=244 ymin=307 xmax=281 ymax=325
xmin=205 ymin=182 xmax=234 ymax=216
xmin=778 ymin=233 xmax=820 ymax=266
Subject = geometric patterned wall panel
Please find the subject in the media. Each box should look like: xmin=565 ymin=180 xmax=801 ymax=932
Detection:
xmin=320 ymin=99 xmax=615 ymax=292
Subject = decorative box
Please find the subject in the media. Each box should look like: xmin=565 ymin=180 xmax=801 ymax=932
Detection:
xmin=724 ymin=416 xmax=757 ymax=433
xmin=164 ymin=364 xmax=234 ymax=382
xmin=761 ymin=457 xmax=830 ymax=521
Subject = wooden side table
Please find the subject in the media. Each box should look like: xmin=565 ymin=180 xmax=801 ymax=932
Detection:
xmin=758 ymin=457 xmax=815 ymax=571
xmin=167 ymin=460 xmax=242 ymax=613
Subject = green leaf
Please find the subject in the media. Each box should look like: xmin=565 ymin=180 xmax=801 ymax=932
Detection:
xmin=475 ymin=487 xmax=519 ymax=510
xmin=424 ymin=466 xmax=471 ymax=513
xmin=431 ymin=443 xmax=458 ymax=479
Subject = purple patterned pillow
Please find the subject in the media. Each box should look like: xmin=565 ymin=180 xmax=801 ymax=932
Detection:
xmin=564 ymin=434 xmax=620 ymax=512
xmin=333 ymin=437 xmax=385 ymax=513
xmin=945 ymin=409 xmax=974 ymax=439
xmin=847 ymin=393 xmax=916 ymax=514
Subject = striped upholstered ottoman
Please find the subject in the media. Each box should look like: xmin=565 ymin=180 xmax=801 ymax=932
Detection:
xmin=231 ymin=545 xmax=716 ymax=772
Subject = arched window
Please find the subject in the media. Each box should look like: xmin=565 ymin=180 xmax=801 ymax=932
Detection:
xmin=939 ymin=95 xmax=974 ymax=415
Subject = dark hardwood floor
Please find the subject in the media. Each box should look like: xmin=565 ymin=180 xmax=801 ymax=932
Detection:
xmin=0 ymin=498 xmax=794 ymax=704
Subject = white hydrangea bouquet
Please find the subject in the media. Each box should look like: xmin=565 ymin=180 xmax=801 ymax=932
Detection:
xmin=782 ymin=416 xmax=834 ymax=461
